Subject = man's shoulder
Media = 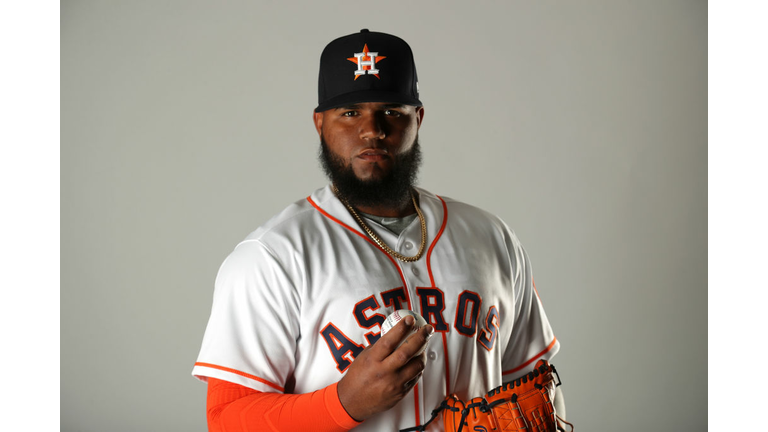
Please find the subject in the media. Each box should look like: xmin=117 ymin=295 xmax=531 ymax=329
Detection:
xmin=418 ymin=187 xmax=507 ymax=225
xmin=238 ymin=185 xmax=334 ymax=245
xmin=417 ymin=187 xmax=525 ymax=249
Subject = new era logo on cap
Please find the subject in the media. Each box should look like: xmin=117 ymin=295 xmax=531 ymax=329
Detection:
xmin=315 ymin=29 xmax=422 ymax=112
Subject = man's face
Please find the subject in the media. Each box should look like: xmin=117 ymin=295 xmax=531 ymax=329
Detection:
xmin=313 ymin=102 xmax=424 ymax=181
xmin=313 ymin=102 xmax=425 ymax=208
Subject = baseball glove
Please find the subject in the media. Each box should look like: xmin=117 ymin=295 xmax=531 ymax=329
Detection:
xmin=402 ymin=360 xmax=573 ymax=432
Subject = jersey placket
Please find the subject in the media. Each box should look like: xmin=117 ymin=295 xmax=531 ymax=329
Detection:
xmin=365 ymin=215 xmax=433 ymax=425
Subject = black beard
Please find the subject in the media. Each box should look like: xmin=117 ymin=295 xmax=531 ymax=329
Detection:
xmin=319 ymin=135 xmax=422 ymax=210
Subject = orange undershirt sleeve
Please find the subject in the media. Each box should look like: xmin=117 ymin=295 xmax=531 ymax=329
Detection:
xmin=206 ymin=377 xmax=361 ymax=432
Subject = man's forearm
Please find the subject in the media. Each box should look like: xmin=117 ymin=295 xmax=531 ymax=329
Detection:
xmin=206 ymin=378 xmax=360 ymax=432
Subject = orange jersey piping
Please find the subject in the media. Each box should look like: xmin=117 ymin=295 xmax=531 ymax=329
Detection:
xmin=426 ymin=196 xmax=448 ymax=287
xmin=501 ymin=337 xmax=559 ymax=376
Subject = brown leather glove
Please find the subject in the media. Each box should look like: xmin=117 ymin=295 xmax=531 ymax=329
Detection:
xmin=403 ymin=360 xmax=573 ymax=432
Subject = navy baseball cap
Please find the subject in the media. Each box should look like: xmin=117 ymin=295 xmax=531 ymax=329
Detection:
xmin=315 ymin=29 xmax=422 ymax=112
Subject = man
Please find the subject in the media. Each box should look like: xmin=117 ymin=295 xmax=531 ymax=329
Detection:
xmin=193 ymin=29 xmax=564 ymax=431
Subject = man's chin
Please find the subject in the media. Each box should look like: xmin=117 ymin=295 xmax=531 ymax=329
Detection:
xmin=353 ymin=172 xmax=388 ymax=185
xmin=353 ymin=162 xmax=392 ymax=181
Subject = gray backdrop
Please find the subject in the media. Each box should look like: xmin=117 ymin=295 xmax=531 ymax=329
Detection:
xmin=61 ymin=1 xmax=707 ymax=431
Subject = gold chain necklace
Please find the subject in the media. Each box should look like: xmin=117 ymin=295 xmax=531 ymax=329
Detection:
xmin=332 ymin=185 xmax=427 ymax=262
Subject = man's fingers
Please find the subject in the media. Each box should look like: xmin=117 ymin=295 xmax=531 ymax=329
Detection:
xmin=386 ymin=324 xmax=434 ymax=366
xmin=404 ymin=324 xmax=434 ymax=352
xmin=405 ymin=352 xmax=426 ymax=377
xmin=403 ymin=371 xmax=424 ymax=391
xmin=372 ymin=315 xmax=416 ymax=357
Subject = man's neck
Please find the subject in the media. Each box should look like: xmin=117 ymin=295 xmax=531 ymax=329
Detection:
xmin=331 ymin=183 xmax=418 ymax=218
xmin=333 ymin=186 xmax=416 ymax=218
xmin=352 ymin=200 xmax=415 ymax=218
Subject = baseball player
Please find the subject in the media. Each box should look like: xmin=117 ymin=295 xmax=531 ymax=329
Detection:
xmin=193 ymin=29 xmax=567 ymax=431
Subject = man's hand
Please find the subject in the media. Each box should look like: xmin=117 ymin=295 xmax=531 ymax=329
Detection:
xmin=337 ymin=315 xmax=434 ymax=421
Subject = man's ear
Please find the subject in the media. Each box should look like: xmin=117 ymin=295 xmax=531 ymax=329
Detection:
xmin=415 ymin=106 xmax=425 ymax=129
xmin=313 ymin=111 xmax=324 ymax=136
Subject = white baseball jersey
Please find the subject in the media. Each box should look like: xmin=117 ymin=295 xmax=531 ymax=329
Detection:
xmin=192 ymin=185 xmax=559 ymax=431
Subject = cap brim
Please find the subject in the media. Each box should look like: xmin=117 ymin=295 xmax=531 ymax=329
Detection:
xmin=315 ymin=90 xmax=422 ymax=112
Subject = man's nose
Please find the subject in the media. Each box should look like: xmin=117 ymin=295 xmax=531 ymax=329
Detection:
xmin=359 ymin=113 xmax=386 ymax=140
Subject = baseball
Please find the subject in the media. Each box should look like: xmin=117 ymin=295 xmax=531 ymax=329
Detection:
xmin=381 ymin=309 xmax=429 ymax=355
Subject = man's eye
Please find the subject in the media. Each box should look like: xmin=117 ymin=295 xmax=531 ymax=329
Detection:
xmin=384 ymin=109 xmax=401 ymax=117
xmin=342 ymin=111 xmax=357 ymax=117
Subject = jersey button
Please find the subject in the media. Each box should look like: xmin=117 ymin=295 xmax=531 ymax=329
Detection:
xmin=427 ymin=350 xmax=437 ymax=361
xmin=404 ymin=242 xmax=413 ymax=250
xmin=412 ymin=267 xmax=420 ymax=276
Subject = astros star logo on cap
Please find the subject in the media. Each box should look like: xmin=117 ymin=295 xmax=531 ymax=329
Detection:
xmin=347 ymin=44 xmax=386 ymax=80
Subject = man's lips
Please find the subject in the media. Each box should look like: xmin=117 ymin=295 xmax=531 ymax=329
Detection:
xmin=357 ymin=149 xmax=389 ymax=162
